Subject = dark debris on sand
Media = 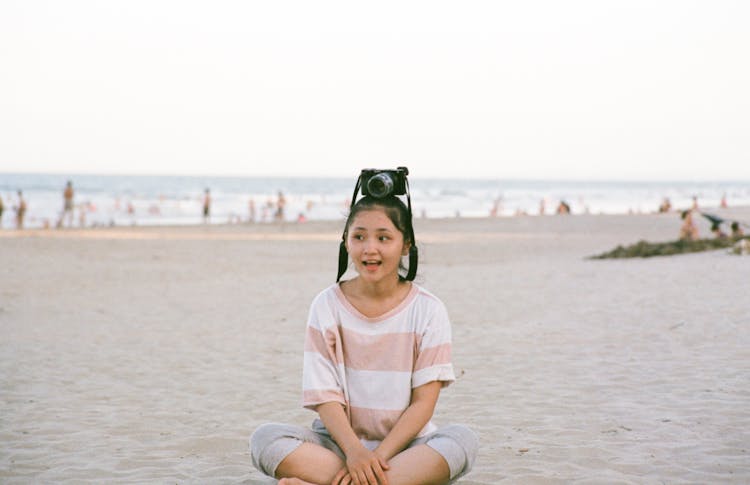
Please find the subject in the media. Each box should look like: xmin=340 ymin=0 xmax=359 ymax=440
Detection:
xmin=590 ymin=236 xmax=750 ymax=259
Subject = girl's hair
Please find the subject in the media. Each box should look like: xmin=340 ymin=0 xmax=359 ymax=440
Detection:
xmin=341 ymin=196 xmax=415 ymax=281
xmin=344 ymin=196 xmax=413 ymax=245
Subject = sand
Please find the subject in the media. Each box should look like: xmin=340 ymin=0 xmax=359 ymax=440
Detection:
xmin=1 ymin=208 xmax=749 ymax=484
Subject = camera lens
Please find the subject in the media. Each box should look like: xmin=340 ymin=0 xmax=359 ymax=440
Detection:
xmin=367 ymin=173 xmax=394 ymax=198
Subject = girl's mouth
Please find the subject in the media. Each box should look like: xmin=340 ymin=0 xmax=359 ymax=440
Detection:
xmin=362 ymin=260 xmax=382 ymax=270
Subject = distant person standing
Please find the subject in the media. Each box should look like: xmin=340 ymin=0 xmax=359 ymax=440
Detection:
xmin=14 ymin=191 xmax=27 ymax=229
xmin=0 ymin=195 xmax=4 ymax=228
xmin=62 ymin=180 xmax=75 ymax=227
xmin=248 ymin=198 xmax=256 ymax=223
xmin=274 ymin=190 xmax=286 ymax=222
xmin=203 ymin=188 xmax=211 ymax=223
xmin=489 ymin=197 xmax=502 ymax=217
xmin=78 ymin=201 xmax=89 ymax=228
xmin=679 ymin=210 xmax=699 ymax=241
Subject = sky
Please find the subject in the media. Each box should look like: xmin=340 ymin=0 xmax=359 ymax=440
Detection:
xmin=1 ymin=0 xmax=749 ymax=181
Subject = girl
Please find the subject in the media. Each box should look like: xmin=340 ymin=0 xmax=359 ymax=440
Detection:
xmin=250 ymin=195 xmax=478 ymax=485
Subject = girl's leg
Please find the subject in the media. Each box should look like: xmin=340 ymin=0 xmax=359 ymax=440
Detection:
xmin=276 ymin=442 xmax=345 ymax=484
xmin=249 ymin=422 xmax=345 ymax=482
xmin=383 ymin=444 xmax=451 ymax=485
xmin=387 ymin=424 xmax=479 ymax=484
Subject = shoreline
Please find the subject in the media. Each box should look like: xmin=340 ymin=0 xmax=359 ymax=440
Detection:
xmin=5 ymin=205 xmax=750 ymax=228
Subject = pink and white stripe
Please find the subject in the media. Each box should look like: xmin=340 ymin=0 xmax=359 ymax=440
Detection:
xmin=302 ymin=284 xmax=455 ymax=442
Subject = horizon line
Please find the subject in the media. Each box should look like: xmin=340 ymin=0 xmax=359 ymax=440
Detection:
xmin=2 ymin=170 xmax=749 ymax=185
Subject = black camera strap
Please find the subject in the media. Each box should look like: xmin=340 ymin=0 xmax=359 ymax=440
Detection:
xmin=336 ymin=241 xmax=349 ymax=283
xmin=404 ymin=177 xmax=418 ymax=281
xmin=336 ymin=178 xmax=362 ymax=282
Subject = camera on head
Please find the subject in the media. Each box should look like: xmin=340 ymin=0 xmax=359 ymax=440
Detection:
xmin=360 ymin=167 xmax=409 ymax=198
xmin=336 ymin=165 xmax=418 ymax=282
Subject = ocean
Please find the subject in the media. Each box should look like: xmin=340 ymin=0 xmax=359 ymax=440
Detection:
xmin=1 ymin=172 xmax=749 ymax=229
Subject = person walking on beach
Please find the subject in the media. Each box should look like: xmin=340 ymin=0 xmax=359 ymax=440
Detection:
xmin=61 ymin=180 xmax=75 ymax=228
xmin=0 ymin=195 xmax=4 ymax=228
xmin=275 ymin=190 xmax=286 ymax=222
xmin=249 ymin=172 xmax=478 ymax=484
xmin=202 ymin=188 xmax=211 ymax=223
xmin=14 ymin=191 xmax=27 ymax=229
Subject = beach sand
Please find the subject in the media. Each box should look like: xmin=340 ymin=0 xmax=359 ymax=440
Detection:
xmin=1 ymin=209 xmax=749 ymax=484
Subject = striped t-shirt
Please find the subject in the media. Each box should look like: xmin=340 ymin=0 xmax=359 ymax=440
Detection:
xmin=302 ymin=283 xmax=455 ymax=447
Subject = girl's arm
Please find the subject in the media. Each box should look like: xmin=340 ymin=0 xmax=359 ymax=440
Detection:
xmin=316 ymin=401 xmax=363 ymax=457
xmin=317 ymin=402 xmax=390 ymax=485
xmin=374 ymin=380 xmax=443 ymax=461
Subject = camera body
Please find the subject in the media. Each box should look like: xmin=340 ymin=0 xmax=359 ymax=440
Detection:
xmin=360 ymin=166 xmax=409 ymax=198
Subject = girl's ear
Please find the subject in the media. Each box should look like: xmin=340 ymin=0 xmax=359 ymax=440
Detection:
xmin=401 ymin=240 xmax=411 ymax=256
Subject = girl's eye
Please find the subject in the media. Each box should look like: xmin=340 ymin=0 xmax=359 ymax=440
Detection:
xmin=353 ymin=234 xmax=364 ymax=240
xmin=379 ymin=236 xmax=390 ymax=241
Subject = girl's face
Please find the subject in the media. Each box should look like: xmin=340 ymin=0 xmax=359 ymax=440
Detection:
xmin=345 ymin=208 xmax=409 ymax=284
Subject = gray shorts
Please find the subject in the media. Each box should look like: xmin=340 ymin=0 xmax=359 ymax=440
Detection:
xmin=250 ymin=419 xmax=478 ymax=483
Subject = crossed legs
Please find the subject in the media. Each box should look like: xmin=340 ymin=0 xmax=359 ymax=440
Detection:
xmin=250 ymin=422 xmax=476 ymax=485
xmin=275 ymin=441 xmax=449 ymax=485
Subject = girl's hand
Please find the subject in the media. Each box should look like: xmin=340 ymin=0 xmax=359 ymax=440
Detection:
xmin=331 ymin=447 xmax=389 ymax=485
xmin=331 ymin=470 xmax=353 ymax=485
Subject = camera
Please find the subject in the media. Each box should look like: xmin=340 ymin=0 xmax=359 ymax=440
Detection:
xmin=360 ymin=166 xmax=409 ymax=198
